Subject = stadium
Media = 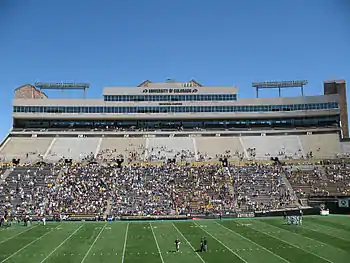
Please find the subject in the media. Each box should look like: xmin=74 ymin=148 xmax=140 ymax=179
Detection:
xmin=0 ymin=79 xmax=349 ymax=263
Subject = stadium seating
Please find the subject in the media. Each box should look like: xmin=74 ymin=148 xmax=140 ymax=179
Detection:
xmin=285 ymin=164 xmax=350 ymax=198
xmin=97 ymin=137 xmax=146 ymax=162
xmin=241 ymin=135 xmax=303 ymax=159
xmin=340 ymin=141 xmax=350 ymax=155
xmin=1 ymin=160 xmax=349 ymax=218
xmin=0 ymin=165 xmax=61 ymax=215
xmin=195 ymin=137 xmax=244 ymax=160
xmin=0 ymin=133 xmax=343 ymax=163
xmin=0 ymin=137 xmax=52 ymax=162
xmin=324 ymin=164 xmax=350 ymax=195
xmin=233 ymin=165 xmax=296 ymax=211
xmin=146 ymin=137 xmax=196 ymax=161
xmin=286 ymin=166 xmax=325 ymax=198
xmin=299 ymin=134 xmax=340 ymax=159
xmin=110 ymin=164 xmax=237 ymax=216
xmin=46 ymin=138 xmax=100 ymax=162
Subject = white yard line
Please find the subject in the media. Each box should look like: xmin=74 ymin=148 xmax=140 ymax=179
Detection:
xmin=0 ymin=225 xmax=37 ymax=244
xmin=121 ymin=223 xmax=129 ymax=263
xmin=40 ymin=223 xmax=84 ymax=263
xmin=215 ymin=222 xmax=290 ymax=263
xmin=194 ymin=222 xmax=248 ymax=263
xmin=172 ymin=223 xmax=205 ymax=263
xmin=1 ymin=226 xmax=56 ymax=263
xmin=81 ymin=223 xmax=107 ymax=263
xmin=240 ymin=222 xmax=333 ymax=263
xmin=297 ymin=223 xmax=350 ymax=242
xmin=150 ymin=223 xmax=165 ymax=263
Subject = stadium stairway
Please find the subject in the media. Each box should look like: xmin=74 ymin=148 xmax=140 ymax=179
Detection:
xmin=56 ymin=166 xmax=67 ymax=180
xmin=43 ymin=138 xmax=57 ymax=159
xmin=94 ymin=138 xmax=103 ymax=158
xmin=0 ymin=168 xmax=13 ymax=184
xmin=280 ymin=169 xmax=299 ymax=207
xmin=239 ymin=137 xmax=249 ymax=159
xmin=318 ymin=166 xmax=329 ymax=181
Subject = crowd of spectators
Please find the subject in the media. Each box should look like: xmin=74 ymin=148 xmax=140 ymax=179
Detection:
xmin=198 ymin=150 xmax=245 ymax=162
xmin=0 ymin=166 xmax=60 ymax=218
xmin=96 ymin=144 xmax=144 ymax=163
xmin=285 ymin=163 xmax=350 ymax=198
xmin=110 ymin=164 xmax=235 ymax=216
xmin=1 ymin=159 xmax=350 ymax=220
xmin=0 ymin=162 xmax=301 ymax=218
xmin=324 ymin=164 xmax=350 ymax=195
xmin=233 ymin=164 xmax=296 ymax=211
xmin=146 ymin=146 xmax=196 ymax=162
xmin=286 ymin=167 xmax=327 ymax=198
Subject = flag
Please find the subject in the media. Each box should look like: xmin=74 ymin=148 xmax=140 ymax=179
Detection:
xmin=338 ymin=199 xmax=349 ymax=208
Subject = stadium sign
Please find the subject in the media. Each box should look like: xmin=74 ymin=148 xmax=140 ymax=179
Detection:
xmin=252 ymin=80 xmax=308 ymax=88
xmin=237 ymin=212 xmax=255 ymax=218
xmin=35 ymin=82 xmax=90 ymax=89
xmin=142 ymin=88 xmax=198 ymax=94
xmin=338 ymin=199 xmax=349 ymax=207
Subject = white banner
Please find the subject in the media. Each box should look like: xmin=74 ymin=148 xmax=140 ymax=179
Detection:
xmin=338 ymin=199 xmax=349 ymax=208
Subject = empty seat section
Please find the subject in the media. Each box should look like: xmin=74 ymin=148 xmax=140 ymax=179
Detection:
xmin=46 ymin=138 xmax=99 ymax=161
xmin=0 ymin=137 xmax=52 ymax=162
xmin=97 ymin=137 xmax=146 ymax=161
xmin=241 ymin=135 xmax=302 ymax=159
xmin=341 ymin=141 xmax=350 ymax=154
xmin=146 ymin=137 xmax=195 ymax=161
xmin=299 ymin=134 xmax=340 ymax=159
xmin=195 ymin=137 xmax=244 ymax=160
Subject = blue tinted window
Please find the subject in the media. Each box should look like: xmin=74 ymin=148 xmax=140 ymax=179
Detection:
xmin=14 ymin=102 xmax=339 ymax=114
xmin=104 ymin=94 xmax=238 ymax=101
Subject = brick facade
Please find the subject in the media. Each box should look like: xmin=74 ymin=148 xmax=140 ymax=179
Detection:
xmin=324 ymin=80 xmax=348 ymax=138
xmin=14 ymin=84 xmax=47 ymax=99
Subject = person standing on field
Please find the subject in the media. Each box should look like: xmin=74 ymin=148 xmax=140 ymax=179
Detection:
xmin=175 ymin=239 xmax=181 ymax=252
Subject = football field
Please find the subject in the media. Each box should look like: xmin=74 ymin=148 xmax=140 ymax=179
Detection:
xmin=0 ymin=215 xmax=349 ymax=263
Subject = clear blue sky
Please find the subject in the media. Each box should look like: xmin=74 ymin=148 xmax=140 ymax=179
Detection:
xmin=1 ymin=0 xmax=349 ymax=139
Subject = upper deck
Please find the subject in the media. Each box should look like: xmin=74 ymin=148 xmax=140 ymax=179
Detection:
xmin=10 ymin=80 xmax=342 ymax=130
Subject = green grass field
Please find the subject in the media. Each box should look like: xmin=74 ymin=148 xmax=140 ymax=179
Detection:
xmin=0 ymin=216 xmax=349 ymax=263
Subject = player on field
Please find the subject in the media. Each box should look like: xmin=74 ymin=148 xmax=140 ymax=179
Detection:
xmin=24 ymin=216 xmax=29 ymax=226
xmin=175 ymin=238 xmax=181 ymax=252
xmin=203 ymin=237 xmax=207 ymax=252
xmin=200 ymin=237 xmax=207 ymax=252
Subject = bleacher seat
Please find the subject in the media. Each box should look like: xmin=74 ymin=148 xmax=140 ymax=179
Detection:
xmin=146 ymin=137 xmax=195 ymax=161
xmin=241 ymin=135 xmax=303 ymax=159
xmin=46 ymin=138 xmax=100 ymax=161
xmin=299 ymin=134 xmax=340 ymax=159
xmin=0 ymin=137 xmax=52 ymax=162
